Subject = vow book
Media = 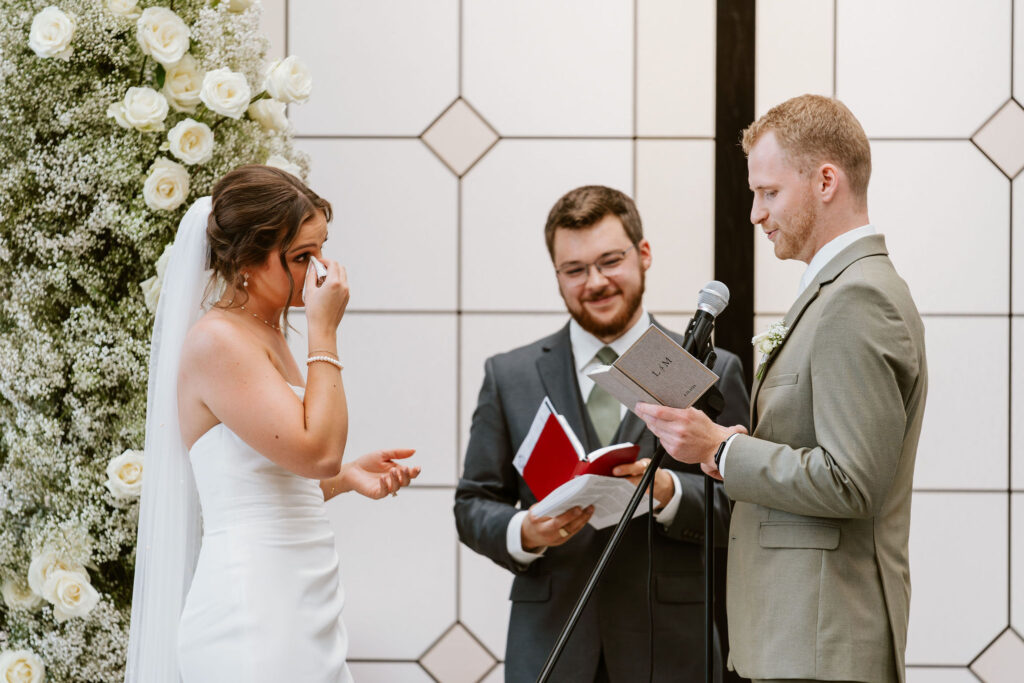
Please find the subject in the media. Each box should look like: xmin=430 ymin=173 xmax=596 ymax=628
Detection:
xmin=512 ymin=397 xmax=649 ymax=529
xmin=587 ymin=325 xmax=719 ymax=412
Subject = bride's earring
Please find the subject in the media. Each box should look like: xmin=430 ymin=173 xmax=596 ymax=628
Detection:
xmin=242 ymin=273 xmax=249 ymax=288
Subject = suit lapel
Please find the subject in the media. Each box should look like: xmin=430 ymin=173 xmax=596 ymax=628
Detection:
xmin=750 ymin=234 xmax=890 ymax=428
xmin=536 ymin=324 xmax=595 ymax=451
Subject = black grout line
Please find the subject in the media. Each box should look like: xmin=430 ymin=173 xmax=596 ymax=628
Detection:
xmin=912 ymin=489 xmax=1014 ymax=495
xmin=832 ymin=0 xmax=837 ymax=98
xmin=294 ymin=134 xmax=712 ymax=141
xmin=631 ymin=0 xmax=638 ymax=197
xmin=458 ymin=0 xmax=464 ymax=96
xmin=756 ymin=311 xmax=1020 ymax=319
xmin=1009 ymin=171 xmax=1014 ymax=627
xmin=455 ymin=173 xmax=464 ymax=622
xmin=971 ymin=138 xmax=1014 ymax=181
xmin=869 ymin=136 xmax=971 ymax=142
xmin=1012 ymin=0 xmax=1016 ymax=100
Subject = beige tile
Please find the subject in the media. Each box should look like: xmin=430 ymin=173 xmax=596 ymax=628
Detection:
xmin=422 ymin=99 xmax=499 ymax=177
xmin=634 ymin=140 xmax=715 ymax=313
xmin=636 ymin=0 xmax=715 ymax=136
xmin=973 ymin=100 xmax=1024 ymax=178
xmin=970 ymin=628 xmax=1024 ymax=683
xmin=755 ymin=0 xmax=834 ymax=117
xmin=419 ymin=623 xmax=497 ymax=683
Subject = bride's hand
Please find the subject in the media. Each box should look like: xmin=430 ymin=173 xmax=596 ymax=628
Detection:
xmin=304 ymin=257 xmax=349 ymax=336
xmin=343 ymin=449 xmax=420 ymax=499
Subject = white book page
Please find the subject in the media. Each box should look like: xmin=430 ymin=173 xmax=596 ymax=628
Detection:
xmin=554 ymin=413 xmax=585 ymax=460
xmin=587 ymin=442 xmax=634 ymax=463
xmin=512 ymin=397 xmax=556 ymax=475
xmin=531 ymin=474 xmax=660 ymax=529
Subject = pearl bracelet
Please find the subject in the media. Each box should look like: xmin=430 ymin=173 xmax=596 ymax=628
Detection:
xmin=307 ymin=355 xmax=344 ymax=370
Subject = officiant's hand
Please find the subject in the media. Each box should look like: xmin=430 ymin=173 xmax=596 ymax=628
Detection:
xmin=329 ymin=449 xmax=420 ymax=501
xmin=521 ymin=505 xmax=594 ymax=551
xmin=611 ymin=459 xmax=673 ymax=507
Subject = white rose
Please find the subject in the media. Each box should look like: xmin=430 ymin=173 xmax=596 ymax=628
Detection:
xmin=141 ymin=244 xmax=173 ymax=313
xmin=226 ymin=0 xmax=256 ymax=11
xmin=107 ymin=0 xmax=141 ymax=19
xmin=163 ymin=54 xmax=203 ymax=113
xmin=265 ymin=154 xmax=302 ymax=178
xmin=0 ymin=649 xmax=45 ymax=683
xmin=263 ymin=56 xmax=312 ymax=104
xmin=1 ymin=578 xmax=43 ymax=611
xmin=28 ymin=6 xmax=75 ymax=60
xmin=167 ymin=119 xmax=214 ymax=166
xmin=105 ymin=448 xmax=145 ymax=499
xmin=136 ymin=6 xmax=190 ymax=67
xmin=27 ymin=550 xmax=86 ymax=597
xmin=248 ymin=99 xmax=288 ymax=133
xmin=42 ymin=569 xmax=100 ymax=623
xmin=200 ymin=68 xmax=251 ymax=119
xmin=143 ymin=158 xmax=190 ymax=211
xmin=106 ymin=101 xmax=130 ymax=129
xmin=120 ymin=86 xmax=169 ymax=132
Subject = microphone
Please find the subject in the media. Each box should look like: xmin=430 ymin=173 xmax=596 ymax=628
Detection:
xmin=681 ymin=281 xmax=730 ymax=362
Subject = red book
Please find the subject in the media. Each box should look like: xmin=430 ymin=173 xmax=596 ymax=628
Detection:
xmin=513 ymin=397 xmax=639 ymax=500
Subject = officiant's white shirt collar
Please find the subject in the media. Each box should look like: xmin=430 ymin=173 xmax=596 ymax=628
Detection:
xmin=798 ymin=224 xmax=876 ymax=295
xmin=570 ymin=308 xmax=652 ymax=373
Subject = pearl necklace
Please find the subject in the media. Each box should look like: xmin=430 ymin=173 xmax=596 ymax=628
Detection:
xmin=239 ymin=305 xmax=281 ymax=331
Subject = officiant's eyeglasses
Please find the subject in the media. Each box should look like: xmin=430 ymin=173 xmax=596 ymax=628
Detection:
xmin=555 ymin=245 xmax=636 ymax=284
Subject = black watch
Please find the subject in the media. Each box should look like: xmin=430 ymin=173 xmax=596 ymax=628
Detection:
xmin=713 ymin=438 xmax=729 ymax=469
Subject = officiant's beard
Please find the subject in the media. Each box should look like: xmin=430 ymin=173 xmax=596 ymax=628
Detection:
xmin=565 ymin=269 xmax=645 ymax=340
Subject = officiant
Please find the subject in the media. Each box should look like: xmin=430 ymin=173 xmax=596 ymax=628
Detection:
xmin=453 ymin=185 xmax=749 ymax=682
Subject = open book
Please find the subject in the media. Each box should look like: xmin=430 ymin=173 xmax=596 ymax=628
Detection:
xmin=587 ymin=325 xmax=720 ymax=412
xmin=512 ymin=397 xmax=652 ymax=529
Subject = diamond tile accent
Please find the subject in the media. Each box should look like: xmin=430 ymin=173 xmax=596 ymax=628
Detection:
xmin=419 ymin=623 xmax=497 ymax=683
xmin=970 ymin=628 xmax=1024 ymax=682
xmin=421 ymin=98 xmax=499 ymax=176
xmin=972 ymin=100 xmax=1024 ymax=178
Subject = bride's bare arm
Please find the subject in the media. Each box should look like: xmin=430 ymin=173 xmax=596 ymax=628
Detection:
xmin=183 ymin=261 xmax=350 ymax=479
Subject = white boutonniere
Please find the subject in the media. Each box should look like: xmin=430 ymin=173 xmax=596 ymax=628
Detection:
xmin=752 ymin=320 xmax=788 ymax=381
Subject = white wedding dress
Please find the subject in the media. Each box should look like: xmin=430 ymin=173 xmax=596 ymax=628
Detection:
xmin=177 ymin=386 xmax=353 ymax=682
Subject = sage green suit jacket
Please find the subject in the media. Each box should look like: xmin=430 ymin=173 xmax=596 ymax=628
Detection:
xmin=723 ymin=235 xmax=927 ymax=683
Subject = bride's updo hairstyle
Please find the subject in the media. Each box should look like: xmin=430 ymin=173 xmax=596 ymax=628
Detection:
xmin=206 ymin=164 xmax=332 ymax=320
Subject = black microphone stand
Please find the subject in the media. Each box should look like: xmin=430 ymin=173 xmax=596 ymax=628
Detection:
xmin=537 ymin=335 xmax=723 ymax=683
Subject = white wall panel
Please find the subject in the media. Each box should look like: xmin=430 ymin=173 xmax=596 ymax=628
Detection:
xmin=870 ymin=141 xmax=1009 ymax=314
xmin=755 ymin=0 xmax=834 ymax=117
xmin=905 ymin=492 xmax=1008 ymax=664
xmin=836 ymin=0 xmax=1010 ymax=137
xmin=635 ymin=140 xmax=716 ymax=312
xmin=461 ymin=140 xmax=633 ymax=311
xmin=458 ymin=544 xmax=513 ymax=659
xmin=289 ymin=0 xmax=458 ymax=135
xmin=914 ymin=317 xmax=1008 ymax=490
xmin=326 ymin=488 xmax=457 ymax=659
xmin=463 ymin=0 xmax=633 ymax=136
xmin=636 ymin=0 xmax=716 ymax=136
xmin=296 ymin=139 xmax=458 ymax=311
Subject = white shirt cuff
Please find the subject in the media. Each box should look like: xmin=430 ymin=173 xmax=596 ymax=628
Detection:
xmin=653 ymin=470 xmax=683 ymax=526
xmin=507 ymin=510 xmax=545 ymax=566
xmin=717 ymin=434 xmax=741 ymax=478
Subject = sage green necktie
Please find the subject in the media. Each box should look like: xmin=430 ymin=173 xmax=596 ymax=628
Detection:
xmin=587 ymin=346 xmax=621 ymax=446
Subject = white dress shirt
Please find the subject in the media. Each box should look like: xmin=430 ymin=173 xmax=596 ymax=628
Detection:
xmin=718 ymin=224 xmax=877 ymax=477
xmin=507 ymin=310 xmax=685 ymax=565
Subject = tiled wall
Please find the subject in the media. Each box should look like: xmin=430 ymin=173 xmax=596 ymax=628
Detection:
xmin=262 ymin=1 xmax=1022 ymax=681
xmin=755 ymin=1 xmax=1022 ymax=681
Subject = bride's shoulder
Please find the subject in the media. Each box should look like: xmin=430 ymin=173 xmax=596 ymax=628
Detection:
xmin=182 ymin=310 xmax=259 ymax=366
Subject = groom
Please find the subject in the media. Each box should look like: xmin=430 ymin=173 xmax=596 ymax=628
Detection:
xmin=455 ymin=185 xmax=749 ymax=682
xmin=636 ymin=95 xmax=928 ymax=683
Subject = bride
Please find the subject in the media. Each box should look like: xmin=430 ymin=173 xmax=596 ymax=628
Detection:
xmin=125 ymin=165 xmax=419 ymax=682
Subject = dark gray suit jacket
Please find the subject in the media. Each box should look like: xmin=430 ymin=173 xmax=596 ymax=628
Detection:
xmin=454 ymin=321 xmax=749 ymax=682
